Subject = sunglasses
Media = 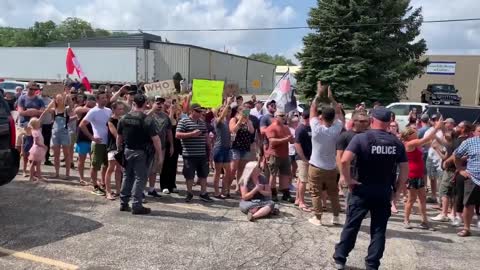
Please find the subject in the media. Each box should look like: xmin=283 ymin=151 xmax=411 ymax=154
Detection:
xmin=28 ymin=88 xmax=38 ymax=91
xmin=276 ymin=114 xmax=285 ymax=117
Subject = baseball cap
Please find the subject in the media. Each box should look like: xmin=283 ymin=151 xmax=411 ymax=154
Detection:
xmin=431 ymin=114 xmax=439 ymax=121
xmin=26 ymin=81 xmax=39 ymax=90
xmin=371 ymin=107 xmax=392 ymax=122
xmin=445 ymin=118 xmax=455 ymax=124
xmin=155 ymin=96 xmax=165 ymax=103
xmin=266 ymin=100 xmax=276 ymax=107
xmin=190 ymin=103 xmax=204 ymax=112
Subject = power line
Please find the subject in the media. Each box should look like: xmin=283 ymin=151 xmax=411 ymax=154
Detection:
xmin=108 ymin=17 xmax=480 ymax=32
xmin=4 ymin=17 xmax=480 ymax=32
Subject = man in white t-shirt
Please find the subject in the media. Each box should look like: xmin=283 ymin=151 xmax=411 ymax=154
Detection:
xmin=79 ymin=91 xmax=112 ymax=196
xmin=250 ymin=101 xmax=266 ymax=119
xmin=308 ymin=82 xmax=345 ymax=226
xmin=423 ymin=115 xmax=446 ymax=205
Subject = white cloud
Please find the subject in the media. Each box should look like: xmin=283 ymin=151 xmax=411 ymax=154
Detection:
xmin=411 ymin=0 xmax=480 ymax=55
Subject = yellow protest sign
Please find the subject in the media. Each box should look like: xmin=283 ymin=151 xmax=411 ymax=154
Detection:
xmin=191 ymin=79 xmax=224 ymax=108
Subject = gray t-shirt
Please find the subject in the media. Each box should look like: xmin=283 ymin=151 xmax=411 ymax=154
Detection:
xmin=213 ymin=119 xmax=230 ymax=149
xmin=151 ymin=111 xmax=172 ymax=150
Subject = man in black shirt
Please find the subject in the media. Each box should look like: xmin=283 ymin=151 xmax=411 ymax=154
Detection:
xmin=336 ymin=110 xmax=370 ymax=207
xmin=294 ymin=111 xmax=312 ymax=211
xmin=334 ymin=108 xmax=408 ymax=270
xmin=117 ymin=94 xmax=162 ymax=215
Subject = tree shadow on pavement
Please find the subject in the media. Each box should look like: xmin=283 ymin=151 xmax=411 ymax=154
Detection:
xmin=359 ymin=225 xmax=454 ymax=243
xmin=0 ymin=181 xmax=104 ymax=253
xmin=149 ymin=209 xmax=232 ymax=222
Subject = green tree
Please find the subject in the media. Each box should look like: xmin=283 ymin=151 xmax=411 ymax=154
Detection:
xmin=249 ymin=53 xmax=296 ymax=66
xmin=296 ymin=0 xmax=428 ymax=105
xmin=0 ymin=17 xmax=115 ymax=47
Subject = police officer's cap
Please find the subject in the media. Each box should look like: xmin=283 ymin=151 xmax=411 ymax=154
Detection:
xmin=371 ymin=107 xmax=392 ymax=122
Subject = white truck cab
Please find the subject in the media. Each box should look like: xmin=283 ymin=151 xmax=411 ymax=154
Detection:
xmin=386 ymin=102 xmax=428 ymax=131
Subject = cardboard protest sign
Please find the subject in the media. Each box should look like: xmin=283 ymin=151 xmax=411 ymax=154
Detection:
xmin=42 ymin=84 xmax=65 ymax=97
xmin=191 ymin=79 xmax=224 ymax=108
xmin=144 ymin=80 xmax=176 ymax=97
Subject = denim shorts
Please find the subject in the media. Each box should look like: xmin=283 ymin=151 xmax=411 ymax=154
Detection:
xmin=51 ymin=130 xmax=71 ymax=146
xmin=213 ymin=147 xmax=231 ymax=163
xmin=231 ymin=149 xmax=253 ymax=161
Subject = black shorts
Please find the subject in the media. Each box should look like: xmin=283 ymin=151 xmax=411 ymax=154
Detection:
xmin=407 ymin=177 xmax=425 ymax=190
xmin=183 ymin=156 xmax=209 ymax=180
xmin=461 ymin=175 xmax=480 ymax=206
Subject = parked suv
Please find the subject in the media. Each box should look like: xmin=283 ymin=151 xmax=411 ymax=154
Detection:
xmin=421 ymin=84 xmax=461 ymax=106
xmin=0 ymin=89 xmax=20 ymax=186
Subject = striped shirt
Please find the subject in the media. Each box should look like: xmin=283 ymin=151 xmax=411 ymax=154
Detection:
xmin=455 ymin=136 xmax=480 ymax=186
xmin=177 ymin=117 xmax=207 ymax=157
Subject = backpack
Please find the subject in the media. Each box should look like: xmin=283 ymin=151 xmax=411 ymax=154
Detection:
xmin=0 ymin=95 xmax=20 ymax=186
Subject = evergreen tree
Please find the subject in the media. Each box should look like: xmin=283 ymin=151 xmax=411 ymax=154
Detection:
xmin=296 ymin=0 xmax=428 ymax=105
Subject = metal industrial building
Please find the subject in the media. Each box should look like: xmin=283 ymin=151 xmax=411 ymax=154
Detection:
xmin=48 ymin=33 xmax=276 ymax=94
xmin=406 ymin=55 xmax=480 ymax=106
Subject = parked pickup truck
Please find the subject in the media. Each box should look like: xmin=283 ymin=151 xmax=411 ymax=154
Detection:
xmin=421 ymin=84 xmax=461 ymax=106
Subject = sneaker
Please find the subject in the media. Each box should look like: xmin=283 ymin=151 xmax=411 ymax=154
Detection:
xmin=147 ymin=190 xmax=162 ymax=198
xmin=418 ymin=222 xmax=430 ymax=230
xmin=142 ymin=193 xmax=147 ymax=203
xmin=452 ymin=217 xmax=463 ymax=227
xmin=282 ymin=193 xmax=295 ymax=203
xmin=44 ymin=160 xmax=53 ymax=166
xmin=404 ymin=222 xmax=413 ymax=229
xmin=332 ymin=216 xmax=341 ymax=225
xmin=162 ymin=189 xmax=170 ymax=194
xmin=308 ymin=216 xmax=322 ymax=226
xmin=91 ymin=186 xmax=106 ymax=196
xmin=335 ymin=262 xmax=346 ymax=270
xmin=132 ymin=206 xmax=151 ymax=215
xmin=426 ymin=197 xmax=438 ymax=204
xmin=120 ymin=205 xmax=131 ymax=212
xmin=247 ymin=211 xmax=255 ymax=222
xmin=185 ymin=192 xmax=194 ymax=203
xmin=199 ymin=193 xmax=213 ymax=202
xmin=288 ymin=184 xmax=296 ymax=192
xmin=431 ymin=214 xmax=449 ymax=222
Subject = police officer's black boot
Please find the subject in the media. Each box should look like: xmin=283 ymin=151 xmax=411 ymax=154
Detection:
xmin=281 ymin=189 xmax=295 ymax=203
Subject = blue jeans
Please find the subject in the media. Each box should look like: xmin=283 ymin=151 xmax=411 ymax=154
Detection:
xmin=120 ymin=149 xmax=149 ymax=210
xmin=333 ymin=185 xmax=391 ymax=270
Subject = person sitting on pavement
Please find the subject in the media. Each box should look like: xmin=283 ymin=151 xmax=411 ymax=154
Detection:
xmin=239 ymin=161 xmax=276 ymax=222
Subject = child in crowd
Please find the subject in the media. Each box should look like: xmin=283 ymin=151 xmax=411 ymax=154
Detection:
xmin=28 ymin=117 xmax=47 ymax=181
xmin=21 ymin=126 xmax=33 ymax=177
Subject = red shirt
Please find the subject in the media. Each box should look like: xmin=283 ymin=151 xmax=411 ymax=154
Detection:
xmin=265 ymin=120 xmax=290 ymax=158
xmin=407 ymin=147 xmax=424 ymax=178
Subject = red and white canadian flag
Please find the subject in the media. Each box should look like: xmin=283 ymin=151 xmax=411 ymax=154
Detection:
xmin=66 ymin=47 xmax=92 ymax=92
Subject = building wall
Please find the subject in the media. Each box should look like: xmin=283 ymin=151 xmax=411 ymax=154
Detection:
xmin=407 ymin=55 xmax=480 ymax=106
xmin=247 ymin=60 xmax=275 ymax=94
xmin=150 ymin=43 xmax=189 ymax=82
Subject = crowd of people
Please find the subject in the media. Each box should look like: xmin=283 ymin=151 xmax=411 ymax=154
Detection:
xmin=2 ymin=79 xmax=480 ymax=269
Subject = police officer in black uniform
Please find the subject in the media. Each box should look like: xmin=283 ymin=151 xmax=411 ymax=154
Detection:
xmin=116 ymin=94 xmax=162 ymax=215
xmin=333 ymin=107 xmax=409 ymax=270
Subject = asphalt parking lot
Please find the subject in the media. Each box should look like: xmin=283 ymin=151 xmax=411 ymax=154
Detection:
xmin=1 ymin=163 xmax=480 ymax=270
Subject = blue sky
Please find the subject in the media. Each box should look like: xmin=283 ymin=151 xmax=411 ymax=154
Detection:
xmin=1 ymin=0 xmax=479 ymax=62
